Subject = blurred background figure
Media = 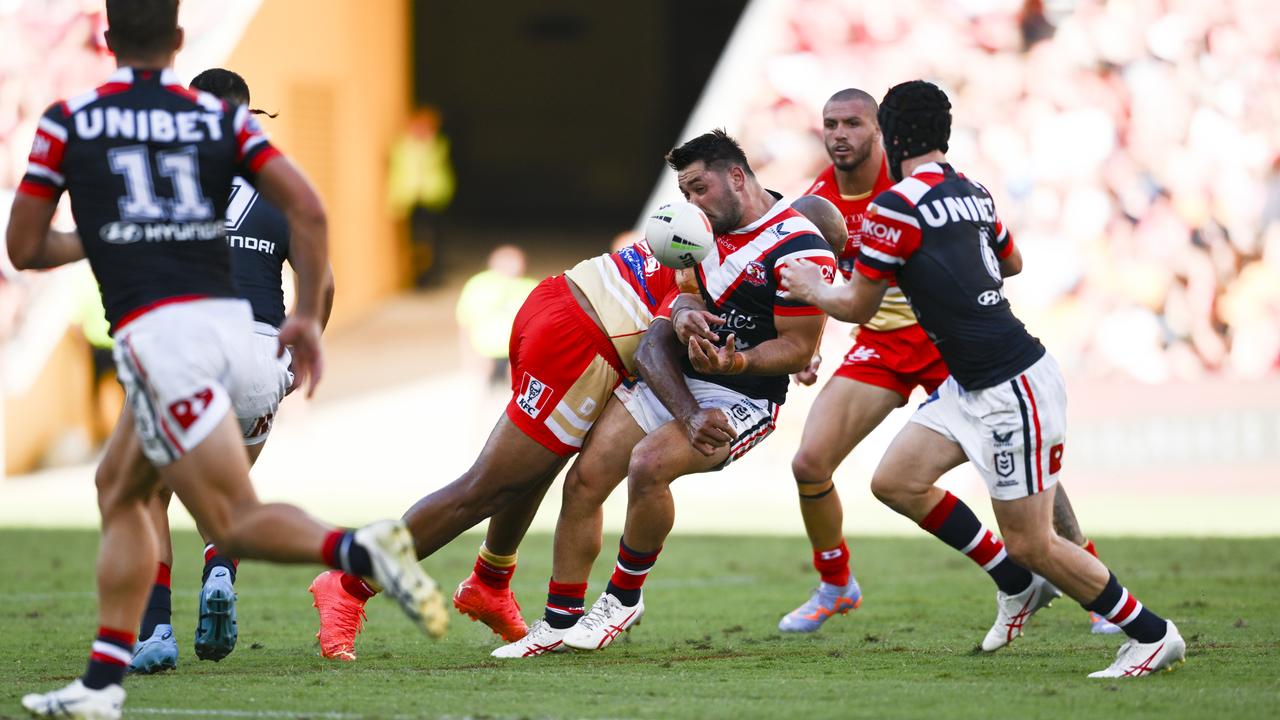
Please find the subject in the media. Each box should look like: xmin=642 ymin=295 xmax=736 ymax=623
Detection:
xmin=388 ymin=106 xmax=456 ymax=288
xmin=455 ymin=245 xmax=535 ymax=390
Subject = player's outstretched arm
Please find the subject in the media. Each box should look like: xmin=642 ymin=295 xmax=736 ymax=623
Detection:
xmin=5 ymin=195 xmax=83 ymax=270
xmin=780 ymin=259 xmax=887 ymax=324
xmin=635 ymin=319 xmax=735 ymax=455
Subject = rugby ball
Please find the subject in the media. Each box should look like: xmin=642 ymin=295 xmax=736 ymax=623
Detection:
xmin=644 ymin=202 xmax=714 ymax=269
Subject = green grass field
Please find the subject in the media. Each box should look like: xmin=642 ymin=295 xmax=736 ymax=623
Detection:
xmin=2 ymin=530 xmax=1277 ymax=719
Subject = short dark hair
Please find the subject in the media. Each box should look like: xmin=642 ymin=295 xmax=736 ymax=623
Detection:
xmin=191 ymin=68 xmax=278 ymax=117
xmin=826 ymin=88 xmax=878 ymax=113
xmin=665 ymin=129 xmax=753 ymax=176
xmin=105 ymin=0 xmax=180 ymax=58
xmin=190 ymin=68 xmax=250 ymax=105
xmin=878 ymin=80 xmax=952 ymax=181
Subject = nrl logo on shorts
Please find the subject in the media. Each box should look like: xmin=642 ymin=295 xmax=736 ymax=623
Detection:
xmin=994 ymin=451 xmax=1016 ymax=478
xmin=516 ymin=372 xmax=552 ymax=418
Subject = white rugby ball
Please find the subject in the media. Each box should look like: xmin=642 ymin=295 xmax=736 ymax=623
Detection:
xmin=644 ymin=202 xmax=714 ymax=269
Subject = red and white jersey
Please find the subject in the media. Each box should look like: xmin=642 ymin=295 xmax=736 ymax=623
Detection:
xmin=685 ymin=197 xmax=836 ymax=405
xmin=803 ymin=159 xmax=915 ymax=332
xmin=562 ymin=240 xmax=678 ymax=376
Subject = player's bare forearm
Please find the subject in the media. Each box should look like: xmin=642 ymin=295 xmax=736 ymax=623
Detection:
xmin=256 ymin=156 xmax=329 ymax=320
xmin=5 ymin=194 xmax=80 ymax=270
xmin=282 ymin=205 xmax=327 ymax=319
xmin=739 ymin=314 xmax=825 ymax=375
xmin=635 ymin=319 xmax=700 ymax=421
xmin=319 ymin=265 xmax=336 ymax=330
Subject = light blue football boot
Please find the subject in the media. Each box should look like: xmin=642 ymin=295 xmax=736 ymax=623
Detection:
xmin=778 ymin=578 xmax=863 ymax=633
xmin=128 ymin=624 xmax=178 ymax=673
xmin=194 ymin=566 xmax=238 ymax=661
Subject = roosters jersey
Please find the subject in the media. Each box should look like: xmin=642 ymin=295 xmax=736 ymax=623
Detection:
xmin=225 ymin=176 xmax=289 ymax=327
xmin=854 ymin=162 xmax=1044 ymax=390
xmin=687 ymin=198 xmax=836 ymax=405
xmin=803 ymin=159 xmax=914 ymax=331
xmin=18 ymin=67 xmax=280 ymax=333
xmin=563 ymin=240 xmax=679 ymax=376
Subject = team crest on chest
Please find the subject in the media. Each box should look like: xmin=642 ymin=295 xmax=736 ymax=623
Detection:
xmin=744 ymin=260 xmax=768 ymax=286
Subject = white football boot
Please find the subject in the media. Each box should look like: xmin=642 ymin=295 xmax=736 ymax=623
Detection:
xmin=490 ymin=619 xmax=570 ymax=658
xmin=22 ymin=680 xmax=125 ymax=720
xmin=353 ymin=520 xmax=448 ymax=639
xmin=1089 ymin=621 xmax=1186 ymax=678
xmin=981 ymin=574 xmax=1060 ymax=652
xmin=563 ymin=592 xmax=644 ymax=651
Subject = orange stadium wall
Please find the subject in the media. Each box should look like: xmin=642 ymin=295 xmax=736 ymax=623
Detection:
xmin=224 ymin=0 xmax=413 ymax=325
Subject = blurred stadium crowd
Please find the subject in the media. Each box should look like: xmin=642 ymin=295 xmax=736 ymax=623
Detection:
xmin=738 ymin=0 xmax=1280 ymax=382
xmin=0 ymin=2 xmax=112 ymax=341
xmin=3 ymin=0 xmax=1279 ymax=385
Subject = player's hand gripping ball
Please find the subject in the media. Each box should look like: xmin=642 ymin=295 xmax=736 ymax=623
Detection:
xmin=645 ymin=201 xmax=714 ymax=269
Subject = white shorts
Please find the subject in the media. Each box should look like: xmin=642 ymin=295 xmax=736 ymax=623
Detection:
xmin=234 ymin=322 xmax=293 ymax=446
xmin=910 ymin=352 xmax=1067 ymax=501
xmin=614 ymin=376 xmax=779 ymax=469
xmin=114 ymin=298 xmax=283 ymax=465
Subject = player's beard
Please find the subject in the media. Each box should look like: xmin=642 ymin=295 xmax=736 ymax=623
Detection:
xmin=831 ymin=138 xmax=873 ymax=172
xmin=709 ymin=194 xmax=744 ymax=235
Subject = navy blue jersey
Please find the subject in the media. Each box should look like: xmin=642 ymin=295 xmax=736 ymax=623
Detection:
xmin=225 ymin=176 xmax=289 ymax=327
xmin=686 ymin=200 xmax=836 ymax=405
xmin=18 ymin=67 xmax=279 ymax=333
xmin=854 ymin=162 xmax=1044 ymax=391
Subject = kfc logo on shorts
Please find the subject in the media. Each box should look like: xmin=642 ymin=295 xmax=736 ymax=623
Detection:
xmin=516 ymin=373 xmax=553 ymax=418
xmin=169 ymin=387 xmax=215 ymax=431
xmin=994 ymin=451 xmax=1016 ymax=478
xmin=728 ymin=402 xmax=752 ymax=422
xmin=744 ymin=260 xmax=768 ymax=286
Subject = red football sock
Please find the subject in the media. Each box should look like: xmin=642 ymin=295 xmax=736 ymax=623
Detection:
xmin=813 ymin=539 xmax=851 ymax=587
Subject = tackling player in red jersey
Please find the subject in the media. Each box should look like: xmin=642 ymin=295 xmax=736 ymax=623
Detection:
xmin=308 ymin=223 xmax=742 ymax=658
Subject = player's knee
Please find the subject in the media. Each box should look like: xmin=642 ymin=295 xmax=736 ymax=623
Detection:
xmin=627 ymin=445 xmax=670 ymax=492
xmin=791 ymin=450 xmax=833 ymax=488
xmin=869 ymin=471 xmax=902 ymax=508
xmin=1002 ymin=529 xmax=1052 ymax=571
xmin=558 ymin=464 xmax=604 ymax=509
xmin=202 ymin=497 xmax=259 ymax=557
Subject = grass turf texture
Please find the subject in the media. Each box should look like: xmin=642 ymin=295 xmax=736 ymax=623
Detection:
xmin=2 ymin=530 xmax=1277 ymax=719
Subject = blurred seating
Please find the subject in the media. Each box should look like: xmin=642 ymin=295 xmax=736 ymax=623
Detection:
xmin=739 ymin=0 xmax=1280 ymax=381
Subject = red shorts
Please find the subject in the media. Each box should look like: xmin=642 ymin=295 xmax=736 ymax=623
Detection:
xmin=833 ymin=324 xmax=948 ymax=404
xmin=506 ymin=275 xmax=627 ymax=456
